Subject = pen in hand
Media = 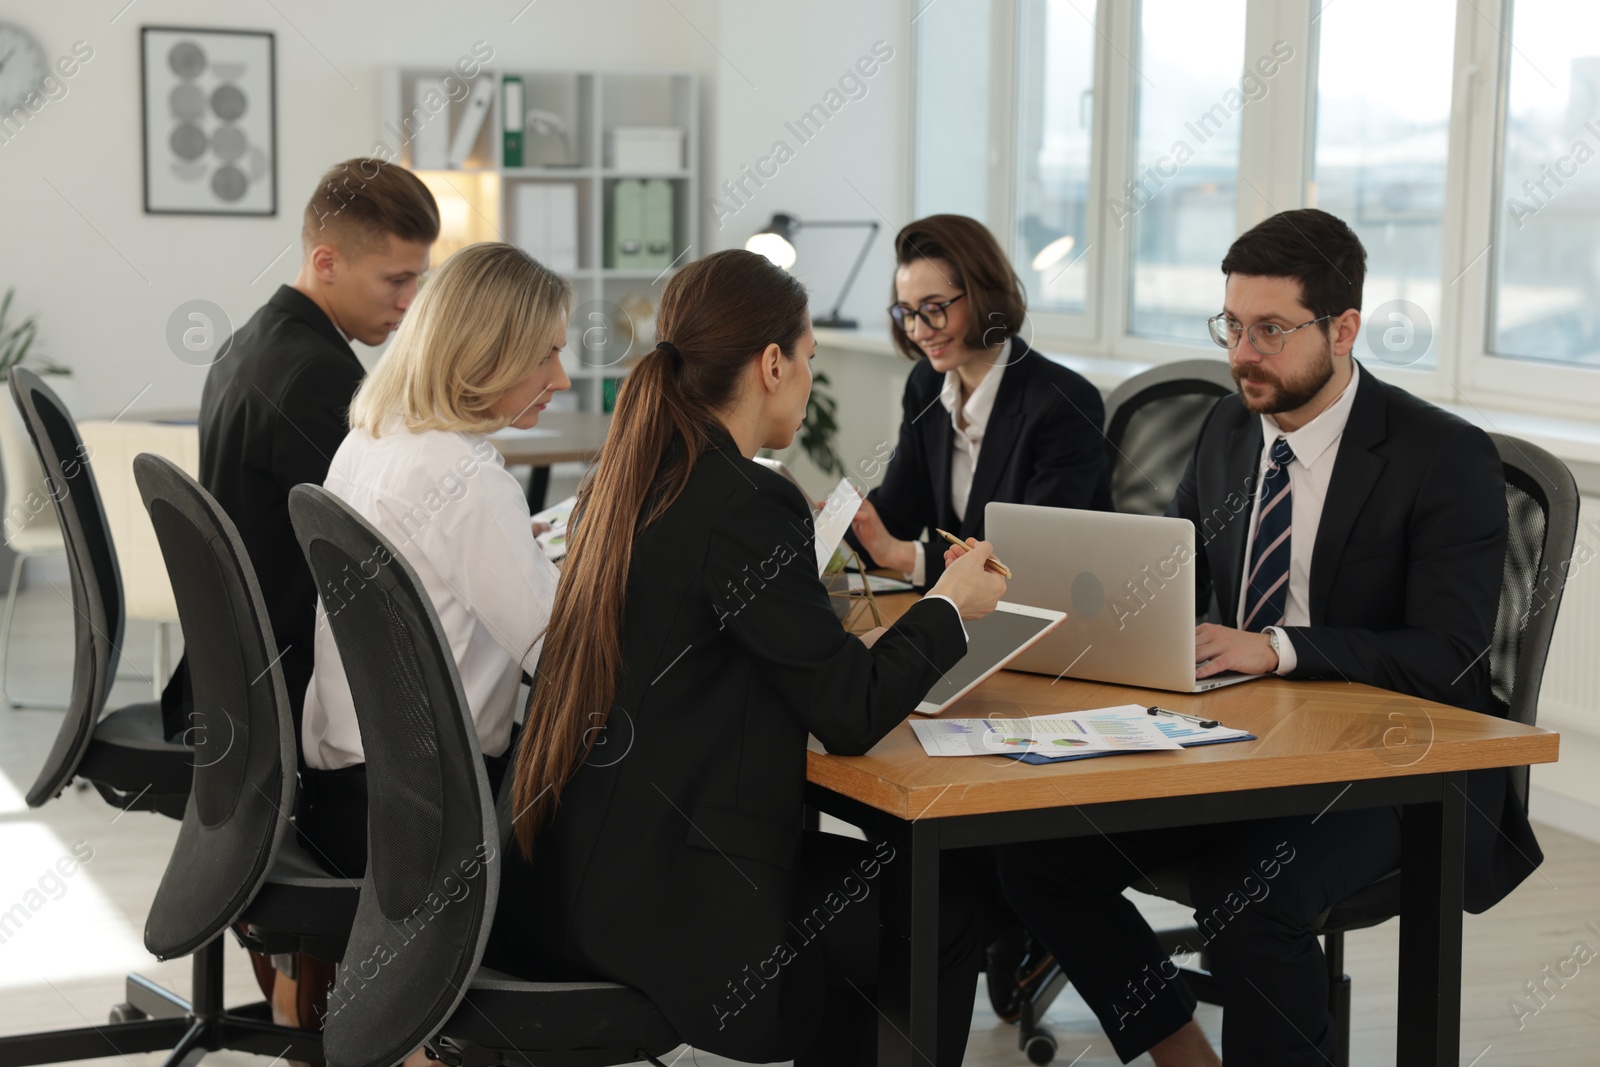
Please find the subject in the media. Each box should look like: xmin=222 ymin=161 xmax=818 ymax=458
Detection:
xmin=934 ymin=528 xmax=1013 ymax=578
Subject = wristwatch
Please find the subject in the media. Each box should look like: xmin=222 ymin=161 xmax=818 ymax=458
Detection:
xmin=1265 ymin=627 xmax=1283 ymax=668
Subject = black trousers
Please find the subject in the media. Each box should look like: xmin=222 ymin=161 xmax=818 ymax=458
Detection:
xmin=297 ymin=744 xmax=517 ymax=880
xmin=793 ymin=831 xmax=984 ymax=1067
xmin=997 ymin=807 xmax=1403 ymax=1066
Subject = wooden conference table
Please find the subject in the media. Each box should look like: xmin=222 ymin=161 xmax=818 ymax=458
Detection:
xmin=805 ymin=594 xmax=1561 ymax=1067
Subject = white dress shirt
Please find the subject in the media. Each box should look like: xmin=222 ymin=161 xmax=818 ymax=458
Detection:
xmin=301 ymin=420 xmax=559 ymax=770
xmin=911 ymin=358 xmax=1008 ymax=587
xmin=1236 ymin=361 xmax=1362 ymax=674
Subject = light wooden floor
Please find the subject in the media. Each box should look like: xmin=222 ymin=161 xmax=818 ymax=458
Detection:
xmin=1 ymin=580 xmax=1597 ymax=1066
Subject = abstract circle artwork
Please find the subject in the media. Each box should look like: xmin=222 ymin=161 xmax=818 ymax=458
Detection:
xmin=142 ymin=27 xmax=276 ymax=214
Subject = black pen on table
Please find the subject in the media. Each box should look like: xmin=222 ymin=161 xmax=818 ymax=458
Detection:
xmin=1147 ymin=706 xmax=1219 ymax=729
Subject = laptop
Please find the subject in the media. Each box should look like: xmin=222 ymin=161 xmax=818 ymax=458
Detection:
xmin=984 ymin=502 xmax=1264 ymax=693
xmin=753 ymin=457 xmax=814 ymax=510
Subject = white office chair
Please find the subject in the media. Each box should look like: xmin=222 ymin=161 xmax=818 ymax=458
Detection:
xmin=0 ymin=391 xmax=67 ymax=708
xmin=76 ymin=420 xmax=201 ymax=700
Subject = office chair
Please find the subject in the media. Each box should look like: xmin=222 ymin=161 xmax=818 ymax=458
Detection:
xmin=1100 ymin=358 xmax=1236 ymax=516
xmin=128 ymin=453 xmax=362 ymax=1065
xmin=1012 ymin=432 xmax=1580 ymax=1066
xmin=0 ymin=373 xmax=331 ymax=1067
xmin=0 ymin=385 xmax=66 ymax=708
xmin=288 ymin=483 xmax=681 ymax=1067
xmin=3 ymin=368 xmax=189 ymax=816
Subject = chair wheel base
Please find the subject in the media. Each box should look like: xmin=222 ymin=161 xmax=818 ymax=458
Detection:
xmin=1021 ymin=1027 xmax=1057 ymax=1064
xmin=108 ymin=1003 xmax=149 ymax=1024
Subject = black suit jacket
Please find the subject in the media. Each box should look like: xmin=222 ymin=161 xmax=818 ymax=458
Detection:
xmin=485 ymin=441 xmax=967 ymax=1062
xmin=1169 ymin=364 xmax=1541 ymax=912
xmin=855 ymin=337 xmax=1113 ymax=588
xmin=163 ymin=286 xmax=364 ymax=742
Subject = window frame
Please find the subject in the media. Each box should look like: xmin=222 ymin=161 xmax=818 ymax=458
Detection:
xmin=911 ymin=0 xmax=1600 ymax=423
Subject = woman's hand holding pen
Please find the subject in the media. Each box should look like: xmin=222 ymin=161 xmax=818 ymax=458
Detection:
xmin=928 ymin=537 xmax=1006 ymax=619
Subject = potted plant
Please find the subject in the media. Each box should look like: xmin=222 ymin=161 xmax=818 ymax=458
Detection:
xmin=0 ymin=288 xmax=71 ymax=380
xmin=797 ymin=370 xmax=844 ymax=477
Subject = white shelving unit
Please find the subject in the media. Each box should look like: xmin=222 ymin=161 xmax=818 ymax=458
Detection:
xmin=379 ymin=67 xmax=699 ymax=415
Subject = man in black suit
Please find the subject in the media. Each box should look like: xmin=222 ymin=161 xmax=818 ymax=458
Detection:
xmin=163 ymin=158 xmax=438 ymax=745
xmin=999 ymin=209 xmax=1541 ymax=1066
xmin=161 ymin=157 xmax=437 ymax=1033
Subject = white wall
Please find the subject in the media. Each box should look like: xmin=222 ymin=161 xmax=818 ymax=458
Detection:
xmin=0 ymin=0 xmax=724 ymax=418
xmin=707 ymin=0 xmax=912 ymax=333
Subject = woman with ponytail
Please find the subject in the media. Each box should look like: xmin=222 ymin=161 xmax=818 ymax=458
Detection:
xmin=486 ymin=249 xmax=1005 ymax=1065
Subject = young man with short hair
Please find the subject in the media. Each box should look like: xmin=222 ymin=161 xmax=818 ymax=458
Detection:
xmin=164 ymin=158 xmax=438 ymax=742
xmin=999 ymin=209 xmax=1542 ymax=1066
xmin=161 ymin=158 xmax=437 ymax=1037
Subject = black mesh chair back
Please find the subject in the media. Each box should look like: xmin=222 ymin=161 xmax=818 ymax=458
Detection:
xmin=288 ymin=484 xmax=499 ymax=1067
xmin=1484 ymin=433 xmax=1579 ymax=808
xmin=1102 ymin=358 xmax=1237 ymax=515
xmin=9 ymin=368 xmax=127 ymax=807
xmin=133 ymin=454 xmax=298 ymax=959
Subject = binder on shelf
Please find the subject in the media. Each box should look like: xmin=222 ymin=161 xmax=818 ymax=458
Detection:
xmin=410 ymin=78 xmax=449 ymax=169
xmin=513 ymin=183 xmax=579 ymax=272
xmin=501 ymin=76 xmax=524 ymax=167
xmin=640 ymin=179 xmax=675 ymax=270
xmin=448 ymin=76 xmax=495 ymax=168
xmin=607 ymin=179 xmax=647 ymax=269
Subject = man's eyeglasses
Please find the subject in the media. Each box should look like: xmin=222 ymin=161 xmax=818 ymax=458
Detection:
xmin=1207 ymin=313 xmax=1332 ymax=356
xmin=889 ymin=293 xmax=965 ymax=332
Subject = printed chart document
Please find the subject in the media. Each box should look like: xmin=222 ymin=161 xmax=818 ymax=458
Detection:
xmin=814 ymin=477 xmax=862 ymax=576
xmin=532 ymin=494 xmax=577 ymax=561
xmin=911 ymin=704 xmax=1253 ymax=762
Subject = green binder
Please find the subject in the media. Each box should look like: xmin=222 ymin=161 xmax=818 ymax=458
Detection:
xmin=640 ymin=179 xmax=675 ymax=271
xmin=607 ymin=179 xmax=646 ymax=269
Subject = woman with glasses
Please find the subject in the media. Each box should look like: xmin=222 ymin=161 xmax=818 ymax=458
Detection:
xmin=847 ymin=214 xmax=1114 ymax=1023
xmin=849 ymin=214 xmax=1113 ymax=591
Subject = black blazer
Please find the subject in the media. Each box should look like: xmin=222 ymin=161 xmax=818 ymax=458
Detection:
xmin=485 ymin=441 xmax=967 ymax=1062
xmin=1168 ymin=365 xmax=1541 ymax=912
xmin=856 ymin=336 xmax=1113 ymax=588
xmin=163 ymin=286 xmax=364 ymax=742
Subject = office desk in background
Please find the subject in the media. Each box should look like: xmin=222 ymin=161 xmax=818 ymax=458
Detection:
xmin=124 ymin=410 xmax=613 ymax=511
xmin=489 ymin=410 xmax=610 ymax=508
xmin=806 ymin=594 xmax=1561 ymax=1067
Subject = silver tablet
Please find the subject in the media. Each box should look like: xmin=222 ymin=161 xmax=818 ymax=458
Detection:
xmin=913 ymin=602 xmax=1068 ymax=715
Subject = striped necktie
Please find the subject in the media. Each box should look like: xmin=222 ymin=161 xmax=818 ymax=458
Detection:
xmin=1242 ymin=437 xmax=1295 ymax=632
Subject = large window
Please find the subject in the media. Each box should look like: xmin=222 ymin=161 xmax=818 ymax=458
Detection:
xmin=912 ymin=0 xmax=993 ymax=223
xmin=1013 ymin=0 xmax=1097 ymax=315
xmin=1127 ymin=0 xmax=1247 ymax=343
xmin=911 ymin=0 xmax=1600 ymax=415
xmin=1490 ymin=1 xmax=1600 ymax=367
xmin=1310 ymin=0 xmax=1455 ymax=369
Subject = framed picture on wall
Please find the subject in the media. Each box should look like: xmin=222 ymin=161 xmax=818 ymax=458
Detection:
xmin=140 ymin=26 xmax=276 ymax=216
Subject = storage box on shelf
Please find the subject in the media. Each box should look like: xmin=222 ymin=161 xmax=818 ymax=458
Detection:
xmin=379 ymin=66 xmax=698 ymax=416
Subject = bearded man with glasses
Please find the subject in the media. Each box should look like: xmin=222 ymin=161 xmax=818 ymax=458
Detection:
xmin=998 ymin=208 xmax=1541 ymax=1066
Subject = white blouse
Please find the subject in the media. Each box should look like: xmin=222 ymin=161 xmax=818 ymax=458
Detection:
xmin=301 ymin=420 xmax=559 ymax=770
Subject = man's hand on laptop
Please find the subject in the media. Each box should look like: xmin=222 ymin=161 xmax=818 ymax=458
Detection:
xmin=1194 ymin=623 xmax=1279 ymax=678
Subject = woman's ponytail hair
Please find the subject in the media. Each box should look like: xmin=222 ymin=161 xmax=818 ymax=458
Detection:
xmin=511 ymin=250 xmax=809 ymax=854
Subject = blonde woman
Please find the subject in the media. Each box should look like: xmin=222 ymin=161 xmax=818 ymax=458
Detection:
xmin=298 ymin=242 xmax=571 ymax=879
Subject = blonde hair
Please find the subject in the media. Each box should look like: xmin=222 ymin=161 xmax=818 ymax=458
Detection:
xmin=349 ymin=243 xmax=572 ymax=436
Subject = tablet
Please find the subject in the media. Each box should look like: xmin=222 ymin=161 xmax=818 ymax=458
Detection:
xmin=913 ymin=602 xmax=1068 ymax=715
